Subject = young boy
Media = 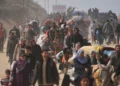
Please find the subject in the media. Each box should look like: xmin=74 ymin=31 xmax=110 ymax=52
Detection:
xmin=1 ymin=69 xmax=10 ymax=86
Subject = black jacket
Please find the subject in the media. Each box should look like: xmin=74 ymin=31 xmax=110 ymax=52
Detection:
xmin=9 ymin=28 xmax=20 ymax=39
xmin=25 ymin=53 xmax=35 ymax=70
xmin=32 ymin=58 xmax=59 ymax=85
xmin=7 ymin=36 xmax=18 ymax=56
xmin=115 ymin=24 xmax=120 ymax=33
xmin=73 ymin=33 xmax=84 ymax=46
xmin=111 ymin=52 xmax=120 ymax=71
xmin=31 ymin=44 xmax=42 ymax=62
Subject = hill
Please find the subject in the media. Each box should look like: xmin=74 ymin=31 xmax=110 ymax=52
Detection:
xmin=0 ymin=0 xmax=47 ymax=29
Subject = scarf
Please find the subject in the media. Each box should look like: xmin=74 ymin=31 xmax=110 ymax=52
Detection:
xmin=16 ymin=58 xmax=27 ymax=73
xmin=75 ymin=49 xmax=87 ymax=64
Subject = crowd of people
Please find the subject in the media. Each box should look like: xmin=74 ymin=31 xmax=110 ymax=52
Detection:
xmin=0 ymin=9 xmax=120 ymax=86
xmin=88 ymin=8 xmax=118 ymax=22
xmin=91 ymin=19 xmax=120 ymax=45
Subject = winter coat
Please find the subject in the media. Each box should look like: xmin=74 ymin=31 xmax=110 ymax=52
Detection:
xmin=9 ymin=27 xmax=20 ymax=39
xmin=73 ymin=33 xmax=84 ymax=46
xmin=25 ymin=29 xmax=36 ymax=45
xmin=74 ymin=49 xmax=91 ymax=80
xmin=10 ymin=60 xmax=31 ymax=86
xmin=32 ymin=58 xmax=59 ymax=85
xmin=25 ymin=53 xmax=35 ymax=70
xmin=110 ymin=52 xmax=120 ymax=72
xmin=7 ymin=36 xmax=18 ymax=56
xmin=31 ymin=44 xmax=42 ymax=62
xmin=103 ymin=22 xmax=113 ymax=34
xmin=115 ymin=24 xmax=120 ymax=33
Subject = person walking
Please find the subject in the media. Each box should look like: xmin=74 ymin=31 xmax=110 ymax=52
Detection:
xmin=32 ymin=49 xmax=59 ymax=86
xmin=115 ymin=23 xmax=120 ymax=44
xmin=73 ymin=27 xmax=84 ymax=46
xmin=9 ymin=26 xmax=20 ymax=40
xmin=91 ymin=21 xmax=97 ymax=43
xmin=0 ymin=23 xmax=6 ymax=52
xmin=24 ymin=24 xmax=36 ymax=45
xmin=9 ymin=53 xmax=32 ymax=86
xmin=6 ymin=33 xmax=18 ymax=65
xmin=13 ymin=40 xmax=26 ymax=61
xmin=64 ymin=28 xmax=74 ymax=48
xmin=102 ymin=20 xmax=114 ymax=44
xmin=30 ymin=40 xmax=42 ymax=62
xmin=74 ymin=49 xmax=91 ymax=86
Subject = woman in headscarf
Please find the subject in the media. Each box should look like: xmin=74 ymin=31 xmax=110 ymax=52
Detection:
xmin=74 ymin=49 xmax=91 ymax=86
xmin=9 ymin=53 xmax=31 ymax=86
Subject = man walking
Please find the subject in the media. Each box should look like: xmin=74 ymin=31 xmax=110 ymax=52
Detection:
xmin=32 ymin=49 xmax=59 ymax=86
xmin=103 ymin=20 xmax=114 ymax=44
xmin=115 ymin=23 xmax=120 ymax=44
xmin=25 ymin=24 xmax=36 ymax=45
xmin=6 ymin=33 xmax=18 ymax=65
xmin=0 ymin=23 xmax=6 ymax=52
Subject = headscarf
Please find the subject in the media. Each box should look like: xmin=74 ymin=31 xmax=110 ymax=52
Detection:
xmin=16 ymin=56 xmax=27 ymax=73
xmin=17 ymin=57 xmax=26 ymax=69
xmin=75 ymin=49 xmax=87 ymax=64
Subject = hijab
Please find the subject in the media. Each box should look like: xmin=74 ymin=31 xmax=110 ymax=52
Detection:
xmin=16 ymin=57 xmax=27 ymax=73
xmin=75 ymin=49 xmax=87 ymax=64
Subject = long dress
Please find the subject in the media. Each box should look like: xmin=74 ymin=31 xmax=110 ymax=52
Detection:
xmin=11 ymin=60 xmax=31 ymax=86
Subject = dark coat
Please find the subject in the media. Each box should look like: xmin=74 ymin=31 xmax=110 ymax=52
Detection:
xmin=103 ymin=22 xmax=113 ymax=34
xmin=73 ymin=33 xmax=84 ymax=46
xmin=11 ymin=61 xmax=31 ymax=86
xmin=74 ymin=57 xmax=91 ymax=79
xmin=111 ymin=52 xmax=120 ymax=71
xmin=115 ymin=24 xmax=120 ymax=33
xmin=25 ymin=29 xmax=36 ymax=40
xmin=9 ymin=27 xmax=20 ymax=39
xmin=32 ymin=58 xmax=59 ymax=85
xmin=90 ymin=57 xmax=97 ymax=65
xmin=7 ymin=36 xmax=18 ymax=56
xmin=31 ymin=44 xmax=42 ymax=62
xmin=25 ymin=53 xmax=35 ymax=70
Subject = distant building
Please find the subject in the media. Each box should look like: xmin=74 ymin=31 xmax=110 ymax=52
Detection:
xmin=52 ymin=5 xmax=66 ymax=13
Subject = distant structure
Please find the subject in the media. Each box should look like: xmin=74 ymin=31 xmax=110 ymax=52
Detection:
xmin=52 ymin=5 xmax=66 ymax=13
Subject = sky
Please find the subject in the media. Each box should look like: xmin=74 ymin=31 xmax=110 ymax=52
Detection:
xmin=34 ymin=0 xmax=120 ymax=15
